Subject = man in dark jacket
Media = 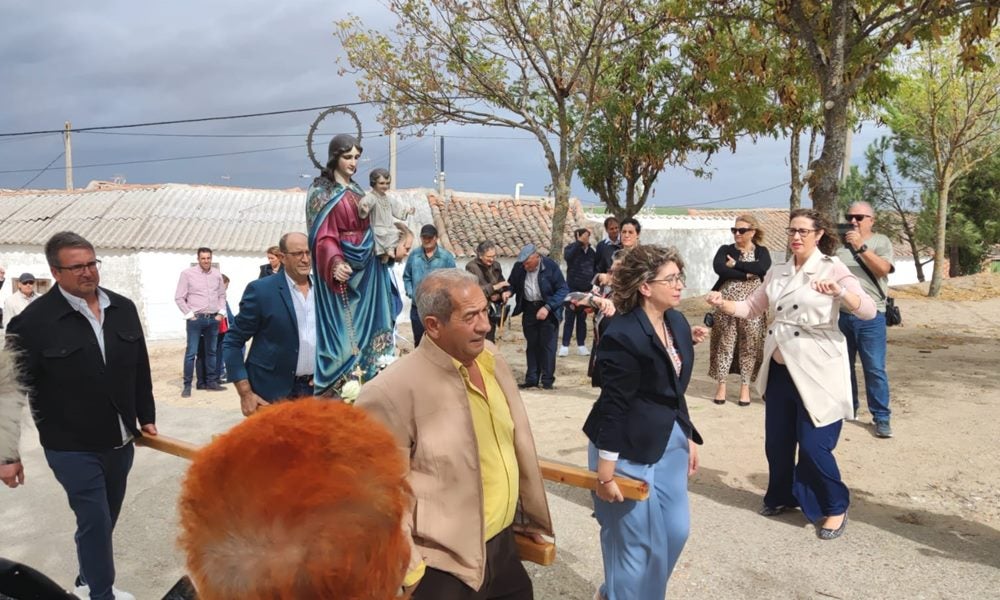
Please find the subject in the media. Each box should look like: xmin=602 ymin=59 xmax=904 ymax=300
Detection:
xmin=2 ymin=231 xmax=156 ymax=600
xmin=508 ymin=244 xmax=569 ymax=389
xmin=561 ymin=228 xmax=597 ymax=357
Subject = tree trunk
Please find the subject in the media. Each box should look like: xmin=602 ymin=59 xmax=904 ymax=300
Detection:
xmin=548 ymin=171 xmax=571 ymax=266
xmin=788 ymin=124 xmax=803 ymax=210
xmin=810 ymin=100 xmax=849 ymax=220
xmin=928 ymin=177 xmax=951 ymax=297
xmin=948 ymin=243 xmax=961 ymax=277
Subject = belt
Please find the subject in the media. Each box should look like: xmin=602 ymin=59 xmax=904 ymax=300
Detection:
xmin=294 ymin=375 xmax=314 ymax=384
xmin=194 ymin=312 xmax=217 ymax=318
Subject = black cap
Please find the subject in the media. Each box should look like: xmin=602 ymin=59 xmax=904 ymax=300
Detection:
xmin=420 ymin=224 xmax=438 ymax=238
xmin=18 ymin=272 xmax=35 ymax=283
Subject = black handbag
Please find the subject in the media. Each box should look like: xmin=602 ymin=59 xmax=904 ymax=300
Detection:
xmin=851 ymin=247 xmax=901 ymax=327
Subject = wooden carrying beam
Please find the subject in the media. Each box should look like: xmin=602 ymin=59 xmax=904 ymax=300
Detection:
xmin=135 ymin=433 xmax=561 ymax=564
xmin=134 ymin=433 xmax=199 ymax=460
xmin=538 ymin=459 xmax=649 ymax=501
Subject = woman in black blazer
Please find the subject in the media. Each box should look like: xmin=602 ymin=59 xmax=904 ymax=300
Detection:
xmin=582 ymin=245 xmax=707 ymax=600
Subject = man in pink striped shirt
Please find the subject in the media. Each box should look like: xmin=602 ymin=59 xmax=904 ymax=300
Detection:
xmin=175 ymin=247 xmax=228 ymax=397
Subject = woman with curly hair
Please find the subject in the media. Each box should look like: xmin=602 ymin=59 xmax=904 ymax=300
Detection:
xmin=583 ymin=245 xmax=707 ymax=600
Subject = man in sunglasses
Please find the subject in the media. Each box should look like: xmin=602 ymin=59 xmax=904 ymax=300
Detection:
xmin=2 ymin=272 xmax=40 ymax=328
xmin=2 ymin=231 xmax=157 ymax=600
xmin=836 ymin=202 xmax=896 ymax=438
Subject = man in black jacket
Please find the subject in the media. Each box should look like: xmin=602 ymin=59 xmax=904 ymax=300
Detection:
xmin=1 ymin=231 xmax=156 ymax=600
xmin=561 ymin=228 xmax=597 ymax=357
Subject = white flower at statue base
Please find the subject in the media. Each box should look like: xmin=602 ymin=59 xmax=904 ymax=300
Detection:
xmin=340 ymin=380 xmax=361 ymax=404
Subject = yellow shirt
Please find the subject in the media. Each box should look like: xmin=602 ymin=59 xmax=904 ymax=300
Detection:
xmin=453 ymin=351 xmax=520 ymax=541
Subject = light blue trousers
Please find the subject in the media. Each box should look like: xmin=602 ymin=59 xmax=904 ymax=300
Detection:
xmin=589 ymin=421 xmax=691 ymax=600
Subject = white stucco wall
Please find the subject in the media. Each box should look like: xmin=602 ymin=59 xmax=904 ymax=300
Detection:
xmin=887 ymin=257 xmax=934 ymax=287
xmin=585 ymin=215 xmax=734 ymax=297
xmin=137 ymin=251 xmax=266 ymax=341
xmin=0 ymin=246 xmax=52 ymax=304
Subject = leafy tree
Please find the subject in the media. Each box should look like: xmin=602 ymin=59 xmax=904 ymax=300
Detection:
xmin=883 ymin=31 xmax=1000 ymax=295
xmin=697 ymin=1 xmax=998 ymax=221
xmin=335 ymin=0 xmax=664 ymax=261
xmin=576 ymin=12 xmax=787 ymax=217
xmin=839 ymin=136 xmax=933 ymax=280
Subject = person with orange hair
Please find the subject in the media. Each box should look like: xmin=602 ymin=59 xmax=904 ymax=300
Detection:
xmin=177 ymin=398 xmax=411 ymax=600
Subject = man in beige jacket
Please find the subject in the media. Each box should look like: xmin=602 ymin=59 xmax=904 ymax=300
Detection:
xmin=357 ymin=269 xmax=553 ymax=599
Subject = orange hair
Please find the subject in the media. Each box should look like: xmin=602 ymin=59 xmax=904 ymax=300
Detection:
xmin=178 ymin=398 xmax=410 ymax=600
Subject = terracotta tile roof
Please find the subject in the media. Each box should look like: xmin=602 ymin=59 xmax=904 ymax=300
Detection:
xmin=429 ymin=193 xmax=592 ymax=258
xmin=686 ymin=207 xmax=920 ymax=259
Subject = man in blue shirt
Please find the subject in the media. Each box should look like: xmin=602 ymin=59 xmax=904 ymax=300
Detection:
xmin=403 ymin=224 xmax=456 ymax=345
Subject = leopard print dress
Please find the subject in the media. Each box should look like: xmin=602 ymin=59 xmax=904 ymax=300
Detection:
xmin=708 ymin=248 xmax=767 ymax=385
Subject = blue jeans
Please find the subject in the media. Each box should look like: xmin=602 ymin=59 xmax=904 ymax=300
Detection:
xmin=562 ymin=307 xmax=587 ymax=347
xmin=409 ymin=305 xmax=425 ymax=347
xmin=184 ymin=315 xmax=219 ymax=387
xmin=44 ymin=444 xmax=135 ymax=600
xmin=838 ymin=311 xmax=891 ymax=423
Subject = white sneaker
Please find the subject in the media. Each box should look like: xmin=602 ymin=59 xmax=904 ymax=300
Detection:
xmin=577 ymin=345 xmax=590 ymax=356
xmin=558 ymin=346 xmax=569 ymax=357
xmin=74 ymin=585 xmax=136 ymax=600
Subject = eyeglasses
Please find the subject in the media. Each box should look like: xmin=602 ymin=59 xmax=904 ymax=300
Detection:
xmin=54 ymin=260 xmax=101 ymax=275
xmin=785 ymin=228 xmax=819 ymax=237
xmin=284 ymin=250 xmax=311 ymax=259
xmin=731 ymin=227 xmax=754 ymax=235
xmin=648 ymin=273 xmax=686 ymax=287
xmin=845 ymin=214 xmax=871 ymax=222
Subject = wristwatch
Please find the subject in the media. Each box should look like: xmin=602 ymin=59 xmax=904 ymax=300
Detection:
xmin=856 ymin=244 xmax=868 ymax=254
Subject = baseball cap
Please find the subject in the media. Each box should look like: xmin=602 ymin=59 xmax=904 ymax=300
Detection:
xmin=18 ymin=272 xmax=35 ymax=283
xmin=419 ymin=224 xmax=438 ymax=238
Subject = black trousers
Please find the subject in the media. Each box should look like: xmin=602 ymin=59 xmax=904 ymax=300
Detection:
xmin=522 ymin=302 xmax=557 ymax=386
xmin=413 ymin=528 xmax=532 ymax=600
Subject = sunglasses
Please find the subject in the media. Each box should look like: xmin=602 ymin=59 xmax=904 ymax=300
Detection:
xmin=845 ymin=214 xmax=871 ymax=222
xmin=731 ymin=227 xmax=754 ymax=235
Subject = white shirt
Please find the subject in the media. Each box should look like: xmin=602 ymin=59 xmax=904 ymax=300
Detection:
xmin=285 ymin=273 xmax=316 ymax=377
xmin=58 ymin=287 xmax=132 ymax=445
xmin=524 ymin=268 xmax=542 ymax=302
xmin=3 ymin=290 xmax=38 ymax=327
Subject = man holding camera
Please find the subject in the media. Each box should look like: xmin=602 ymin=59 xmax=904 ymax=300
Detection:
xmin=836 ymin=202 xmax=895 ymax=438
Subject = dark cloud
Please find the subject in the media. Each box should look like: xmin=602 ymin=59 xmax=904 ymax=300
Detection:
xmin=0 ymin=1 xmax=881 ymax=208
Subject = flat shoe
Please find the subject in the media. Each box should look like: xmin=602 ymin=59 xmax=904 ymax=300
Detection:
xmin=818 ymin=512 xmax=848 ymax=540
xmin=759 ymin=504 xmax=789 ymax=517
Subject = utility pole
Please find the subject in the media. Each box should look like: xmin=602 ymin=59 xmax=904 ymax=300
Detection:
xmin=389 ymin=128 xmax=398 ymax=190
xmin=64 ymin=121 xmax=74 ymax=190
xmin=437 ymin=135 xmax=445 ymax=199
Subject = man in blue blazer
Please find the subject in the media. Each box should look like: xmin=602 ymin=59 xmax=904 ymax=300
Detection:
xmin=223 ymin=232 xmax=316 ymax=416
xmin=508 ymin=243 xmax=569 ymax=389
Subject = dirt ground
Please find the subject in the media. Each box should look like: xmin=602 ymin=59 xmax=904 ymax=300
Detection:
xmin=2 ymin=274 xmax=999 ymax=599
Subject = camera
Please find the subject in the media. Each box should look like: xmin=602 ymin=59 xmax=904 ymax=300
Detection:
xmin=836 ymin=223 xmax=856 ymax=243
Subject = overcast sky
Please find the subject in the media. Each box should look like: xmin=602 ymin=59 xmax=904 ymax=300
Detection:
xmin=0 ymin=1 xmax=884 ymax=209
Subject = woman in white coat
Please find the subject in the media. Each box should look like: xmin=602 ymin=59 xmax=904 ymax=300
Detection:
xmin=706 ymin=208 xmax=876 ymax=539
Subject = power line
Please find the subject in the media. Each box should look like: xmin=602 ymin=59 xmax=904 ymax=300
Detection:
xmin=664 ymin=181 xmax=792 ymax=208
xmin=17 ymin=151 xmax=64 ymax=190
xmin=0 ymin=102 xmax=373 ymax=137
xmin=80 ymin=129 xmax=389 ymax=140
xmin=0 ymin=144 xmax=304 ymax=174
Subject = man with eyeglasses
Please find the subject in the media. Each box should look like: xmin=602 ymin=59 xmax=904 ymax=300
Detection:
xmin=836 ymin=202 xmax=896 ymax=438
xmin=175 ymin=246 xmax=228 ymax=397
xmin=2 ymin=273 xmax=40 ymax=328
xmin=223 ymin=232 xmax=317 ymax=416
xmin=2 ymin=231 xmax=157 ymax=600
